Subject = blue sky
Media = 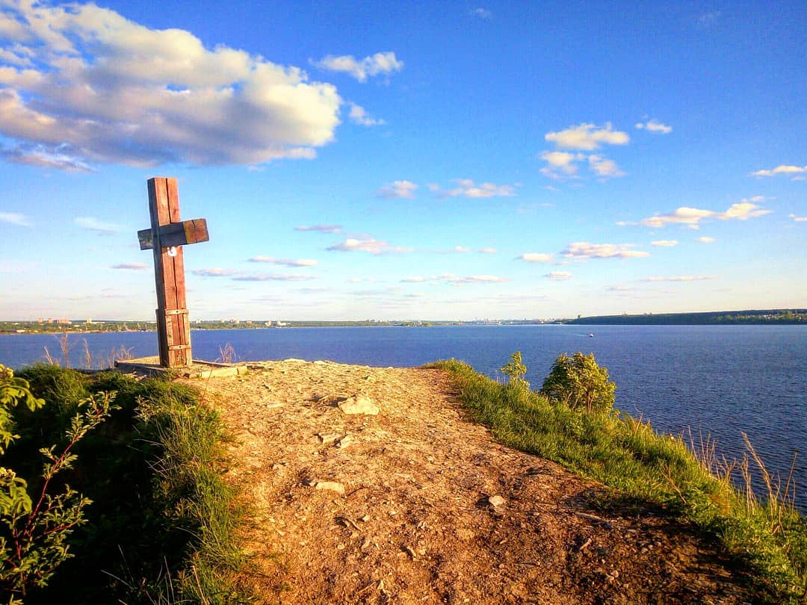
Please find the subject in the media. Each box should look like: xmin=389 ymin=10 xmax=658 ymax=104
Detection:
xmin=0 ymin=0 xmax=804 ymax=321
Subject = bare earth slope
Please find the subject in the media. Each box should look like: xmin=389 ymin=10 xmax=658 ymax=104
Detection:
xmin=190 ymin=360 xmax=752 ymax=604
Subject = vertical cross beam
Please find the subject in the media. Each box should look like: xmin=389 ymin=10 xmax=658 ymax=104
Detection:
xmin=148 ymin=177 xmax=192 ymax=367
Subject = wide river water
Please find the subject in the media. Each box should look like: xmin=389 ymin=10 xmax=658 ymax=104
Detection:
xmin=2 ymin=324 xmax=805 ymax=508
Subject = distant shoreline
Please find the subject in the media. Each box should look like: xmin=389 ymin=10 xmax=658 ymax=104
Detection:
xmin=2 ymin=309 xmax=806 ymax=335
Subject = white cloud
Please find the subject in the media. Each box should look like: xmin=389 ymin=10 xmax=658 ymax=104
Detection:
xmin=0 ymin=212 xmax=31 ymax=227
xmin=623 ymin=201 xmax=771 ymax=228
xmin=110 ymin=263 xmax=146 ymax=271
xmin=519 ymin=253 xmax=554 ymax=263
xmin=434 ymin=179 xmax=517 ymax=198
xmin=295 ymin=224 xmax=342 ymax=233
xmin=545 ymin=271 xmax=573 ymax=281
xmin=248 ymin=256 xmax=318 ymax=267
xmin=349 ymin=103 xmax=384 ymax=126
xmin=562 ymin=242 xmax=650 ymax=259
xmin=470 ymin=8 xmax=492 ymax=19
xmin=327 ymin=237 xmax=412 ymax=255
xmin=588 ymin=154 xmax=625 ymax=177
xmin=789 ymin=214 xmax=807 ymax=223
xmin=454 ymin=246 xmax=471 ymax=253
xmin=651 ymin=240 xmax=678 ymax=247
xmin=74 ymin=216 xmax=123 ymax=235
xmin=0 ymin=2 xmax=342 ymax=169
xmin=377 ymin=180 xmax=418 ymax=199
xmin=696 ymin=237 xmax=716 ymax=243
xmin=644 ymin=276 xmax=716 ymax=282
xmin=635 ymin=119 xmax=672 ymax=134
xmin=751 ymin=165 xmax=807 ymax=178
xmin=312 ymin=51 xmax=403 ymax=82
xmin=540 ymin=124 xmax=627 ymax=180
xmin=545 ymin=123 xmax=629 ymax=151
xmin=478 ymin=247 xmax=497 ymax=254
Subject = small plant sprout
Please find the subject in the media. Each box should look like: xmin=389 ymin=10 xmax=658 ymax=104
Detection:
xmin=500 ymin=351 xmax=530 ymax=390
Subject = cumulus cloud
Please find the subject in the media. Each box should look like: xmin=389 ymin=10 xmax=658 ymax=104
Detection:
xmin=651 ymin=240 xmax=678 ymax=247
xmin=545 ymin=271 xmax=573 ymax=281
xmin=433 ymin=179 xmax=517 ymax=198
xmin=750 ymin=165 xmax=807 ymax=178
xmin=635 ymin=119 xmax=672 ymax=134
xmin=349 ymin=103 xmax=385 ymax=126
xmin=0 ymin=212 xmax=31 ymax=227
xmin=519 ymin=252 xmax=554 ymax=263
xmin=621 ymin=201 xmax=771 ymax=228
xmin=74 ymin=216 xmax=123 ymax=235
xmin=327 ymin=237 xmax=412 ymax=255
xmin=789 ymin=214 xmax=807 ymax=222
xmin=401 ymin=273 xmax=508 ymax=285
xmin=295 ymin=224 xmax=342 ymax=233
xmin=377 ymin=180 xmax=418 ymax=199
xmin=312 ymin=51 xmax=403 ymax=82
xmin=248 ymin=256 xmax=318 ymax=266
xmin=0 ymin=1 xmax=342 ymax=169
xmin=562 ymin=242 xmax=650 ymax=259
xmin=540 ymin=123 xmax=627 ymax=179
xmin=696 ymin=237 xmax=716 ymax=243
xmin=110 ymin=263 xmax=146 ymax=270
xmin=545 ymin=123 xmax=629 ymax=151
xmin=644 ymin=276 xmax=716 ymax=282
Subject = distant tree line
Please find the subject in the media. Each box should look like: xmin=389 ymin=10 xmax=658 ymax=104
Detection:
xmin=569 ymin=309 xmax=806 ymax=325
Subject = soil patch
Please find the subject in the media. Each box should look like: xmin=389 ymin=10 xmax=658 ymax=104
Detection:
xmin=189 ymin=360 xmax=752 ymax=604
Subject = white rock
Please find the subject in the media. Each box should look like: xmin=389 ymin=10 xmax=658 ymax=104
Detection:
xmin=488 ymin=495 xmax=506 ymax=507
xmin=338 ymin=395 xmax=380 ymax=416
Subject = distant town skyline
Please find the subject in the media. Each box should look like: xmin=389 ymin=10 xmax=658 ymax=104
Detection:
xmin=1 ymin=1 xmax=805 ymax=321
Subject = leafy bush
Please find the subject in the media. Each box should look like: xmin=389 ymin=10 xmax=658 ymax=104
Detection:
xmin=541 ymin=352 xmax=616 ymax=413
xmin=499 ymin=351 xmax=529 ymax=390
xmin=1 ymin=364 xmax=115 ymax=602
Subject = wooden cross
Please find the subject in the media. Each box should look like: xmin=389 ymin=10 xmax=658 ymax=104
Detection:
xmin=138 ymin=177 xmax=209 ymax=368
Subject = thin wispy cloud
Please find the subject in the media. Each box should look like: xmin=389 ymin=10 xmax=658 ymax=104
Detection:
xmin=562 ymin=242 xmax=650 ymax=259
xmin=327 ymin=237 xmax=412 ymax=255
xmin=349 ymin=103 xmax=385 ymax=127
xmin=470 ymin=8 xmax=492 ymax=19
xmin=546 ymin=271 xmax=573 ymax=281
xmin=233 ymin=274 xmax=315 ymax=282
xmin=432 ymin=179 xmax=517 ymax=198
xmin=696 ymin=236 xmax=716 ymax=243
xmin=110 ymin=263 xmax=147 ymax=271
xmin=401 ymin=274 xmax=509 ymax=285
xmin=311 ymin=51 xmax=403 ymax=82
xmin=540 ymin=123 xmax=628 ymax=179
xmin=377 ymin=180 xmax=418 ymax=199
xmin=248 ymin=256 xmax=318 ymax=267
xmin=295 ymin=224 xmax=343 ymax=234
xmin=789 ymin=214 xmax=807 ymax=223
xmin=74 ymin=217 xmax=124 ymax=235
xmin=192 ymin=268 xmax=241 ymax=277
xmin=651 ymin=240 xmax=678 ymax=247
xmin=0 ymin=1 xmax=341 ymax=169
xmin=644 ymin=275 xmax=716 ymax=282
xmin=0 ymin=212 xmax=32 ymax=227
xmin=620 ymin=201 xmax=771 ymax=229
xmin=635 ymin=119 xmax=672 ymax=134
xmin=750 ymin=164 xmax=807 ymax=179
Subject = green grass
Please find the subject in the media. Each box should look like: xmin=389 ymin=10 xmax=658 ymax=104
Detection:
xmin=9 ymin=365 xmax=249 ymax=603
xmin=431 ymin=359 xmax=807 ymax=603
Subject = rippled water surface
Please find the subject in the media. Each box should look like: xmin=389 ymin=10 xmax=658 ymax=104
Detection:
xmin=2 ymin=324 xmax=805 ymax=508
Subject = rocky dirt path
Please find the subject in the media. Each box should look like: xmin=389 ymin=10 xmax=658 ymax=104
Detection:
xmin=190 ymin=360 xmax=752 ymax=604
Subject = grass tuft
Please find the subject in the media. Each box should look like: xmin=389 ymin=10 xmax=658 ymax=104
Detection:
xmin=431 ymin=358 xmax=807 ymax=603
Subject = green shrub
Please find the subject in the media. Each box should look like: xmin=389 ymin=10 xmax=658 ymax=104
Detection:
xmin=541 ymin=352 xmax=616 ymax=413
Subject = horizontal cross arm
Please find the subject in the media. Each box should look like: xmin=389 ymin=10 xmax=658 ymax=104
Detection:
xmin=139 ymin=218 xmax=209 ymax=250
